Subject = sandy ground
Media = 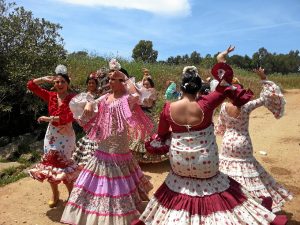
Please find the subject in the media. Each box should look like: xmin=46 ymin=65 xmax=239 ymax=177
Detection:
xmin=0 ymin=89 xmax=299 ymax=225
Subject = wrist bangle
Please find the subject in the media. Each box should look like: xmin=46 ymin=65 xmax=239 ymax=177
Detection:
xmin=50 ymin=116 xmax=54 ymax=122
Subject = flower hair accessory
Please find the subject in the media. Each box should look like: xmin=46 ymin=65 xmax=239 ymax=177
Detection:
xmin=183 ymin=66 xmax=199 ymax=76
xmin=211 ymin=62 xmax=233 ymax=84
xmin=55 ymin=64 xmax=67 ymax=75
xmin=183 ymin=82 xmax=189 ymax=89
xmin=109 ymin=58 xmax=121 ymax=71
xmin=89 ymin=72 xmax=98 ymax=79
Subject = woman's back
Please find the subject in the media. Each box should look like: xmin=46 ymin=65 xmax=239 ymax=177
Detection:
xmin=170 ymin=99 xmax=204 ymax=127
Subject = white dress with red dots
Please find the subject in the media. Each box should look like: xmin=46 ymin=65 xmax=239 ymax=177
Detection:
xmin=27 ymin=80 xmax=80 ymax=184
xmin=215 ymin=80 xmax=292 ymax=213
xmin=132 ymin=88 xmax=287 ymax=225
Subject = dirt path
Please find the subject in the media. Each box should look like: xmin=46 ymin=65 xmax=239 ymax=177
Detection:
xmin=0 ymin=89 xmax=299 ymax=225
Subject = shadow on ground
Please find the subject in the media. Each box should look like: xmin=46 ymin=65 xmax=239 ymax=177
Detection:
xmin=139 ymin=160 xmax=170 ymax=173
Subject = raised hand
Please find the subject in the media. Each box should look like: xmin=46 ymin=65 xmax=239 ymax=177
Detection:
xmin=217 ymin=45 xmax=235 ymax=63
xmin=226 ymin=45 xmax=235 ymax=54
xmin=253 ymin=67 xmax=267 ymax=80
xmin=42 ymin=76 xmax=56 ymax=83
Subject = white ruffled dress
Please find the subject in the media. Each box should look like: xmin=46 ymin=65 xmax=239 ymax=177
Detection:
xmin=215 ymin=80 xmax=292 ymax=212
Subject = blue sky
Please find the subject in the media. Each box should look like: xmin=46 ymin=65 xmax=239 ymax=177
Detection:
xmin=13 ymin=0 xmax=300 ymax=60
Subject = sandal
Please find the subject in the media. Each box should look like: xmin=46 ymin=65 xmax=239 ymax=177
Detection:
xmin=48 ymin=192 xmax=59 ymax=208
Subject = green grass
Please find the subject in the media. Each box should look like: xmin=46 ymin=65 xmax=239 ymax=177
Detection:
xmin=65 ymin=58 xmax=300 ymax=107
xmin=0 ymin=165 xmax=29 ymax=187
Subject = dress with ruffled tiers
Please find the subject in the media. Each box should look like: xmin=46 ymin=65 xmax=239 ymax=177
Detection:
xmin=71 ymin=93 xmax=100 ymax=168
xmin=132 ymin=88 xmax=287 ymax=225
xmin=130 ymin=107 xmax=169 ymax=163
xmin=129 ymin=84 xmax=168 ymax=163
xmin=61 ymin=93 xmax=153 ymax=225
xmin=215 ymin=80 xmax=292 ymax=212
xmin=27 ymin=80 xmax=80 ymax=184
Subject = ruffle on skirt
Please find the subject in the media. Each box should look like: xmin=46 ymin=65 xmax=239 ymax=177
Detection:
xmin=61 ymin=150 xmax=153 ymax=225
xmin=220 ymin=155 xmax=293 ymax=212
xmin=130 ymin=137 xmax=169 ymax=163
xmin=132 ymin=178 xmax=287 ymax=225
xmin=72 ymin=136 xmax=98 ymax=167
xmin=129 ymin=108 xmax=169 ymax=164
xmin=28 ymin=150 xmax=80 ymax=184
xmin=165 ymin=171 xmax=230 ymax=197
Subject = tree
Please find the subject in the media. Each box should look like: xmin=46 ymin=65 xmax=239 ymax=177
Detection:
xmin=190 ymin=51 xmax=201 ymax=65
xmin=132 ymin=40 xmax=158 ymax=63
xmin=0 ymin=0 xmax=66 ymax=136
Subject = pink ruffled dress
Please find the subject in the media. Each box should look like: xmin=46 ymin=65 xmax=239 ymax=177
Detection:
xmin=132 ymin=88 xmax=287 ymax=225
xmin=130 ymin=87 xmax=169 ymax=163
xmin=61 ymin=93 xmax=154 ymax=225
xmin=215 ymin=80 xmax=292 ymax=212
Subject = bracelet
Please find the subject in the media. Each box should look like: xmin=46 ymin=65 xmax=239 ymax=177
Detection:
xmin=49 ymin=116 xmax=54 ymax=122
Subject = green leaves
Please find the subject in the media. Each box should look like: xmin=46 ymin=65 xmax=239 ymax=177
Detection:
xmin=0 ymin=0 xmax=65 ymax=135
xmin=132 ymin=40 xmax=158 ymax=63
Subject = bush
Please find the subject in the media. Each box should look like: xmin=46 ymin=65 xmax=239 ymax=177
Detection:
xmin=0 ymin=0 xmax=66 ymax=136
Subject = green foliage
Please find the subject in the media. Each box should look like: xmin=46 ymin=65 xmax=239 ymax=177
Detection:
xmin=65 ymin=55 xmax=300 ymax=124
xmin=166 ymin=47 xmax=300 ymax=74
xmin=65 ymin=51 xmax=107 ymax=89
xmin=0 ymin=165 xmax=28 ymax=186
xmin=167 ymin=51 xmax=203 ymax=65
xmin=0 ymin=0 xmax=66 ymax=136
xmin=132 ymin=40 xmax=158 ymax=63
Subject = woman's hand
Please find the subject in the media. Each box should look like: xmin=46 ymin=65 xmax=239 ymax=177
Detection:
xmin=82 ymin=102 xmax=94 ymax=118
xmin=254 ymin=67 xmax=267 ymax=80
xmin=33 ymin=76 xmax=56 ymax=84
xmin=226 ymin=45 xmax=235 ymax=54
xmin=37 ymin=116 xmax=51 ymax=123
xmin=42 ymin=76 xmax=56 ymax=83
xmin=217 ymin=45 xmax=235 ymax=63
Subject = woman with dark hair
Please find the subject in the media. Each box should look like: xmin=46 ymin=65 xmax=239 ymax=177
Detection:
xmin=130 ymin=76 xmax=168 ymax=163
xmin=132 ymin=62 xmax=287 ymax=224
xmin=71 ymin=72 xmax=100 ymax=168
xmin=27 ymin=65 xmax=80 ymax=208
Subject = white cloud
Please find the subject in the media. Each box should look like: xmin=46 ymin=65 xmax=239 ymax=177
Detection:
xmin=56 ymin=0 xmax=190 ymax=16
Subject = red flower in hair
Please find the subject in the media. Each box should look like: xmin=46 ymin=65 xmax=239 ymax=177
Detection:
xmin=211 ymin=62 xmax=233 ymax=84
xmin=89 ymin=72 xmax=98 ymax=79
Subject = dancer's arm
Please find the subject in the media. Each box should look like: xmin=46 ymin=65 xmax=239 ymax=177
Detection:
xmin=145 ymin=103 xmax=171 ymax=155
xmin=217 ymin=45 xmax=235 ymax=63
xmin=243 ymin=68 xmax=267 ymax=113
xmin=27 ymin=76 xmax=55 ymax=102
xmin=215 ymin=103 xmax=227 ymax=136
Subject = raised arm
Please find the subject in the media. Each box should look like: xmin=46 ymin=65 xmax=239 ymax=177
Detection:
xmin=243 ymin=67 xmax=268 ymax=114
xmin=216 ymin=45 xmax=235 ymax=63
xmin=27 ymin=76 xmax=56 ymax=102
